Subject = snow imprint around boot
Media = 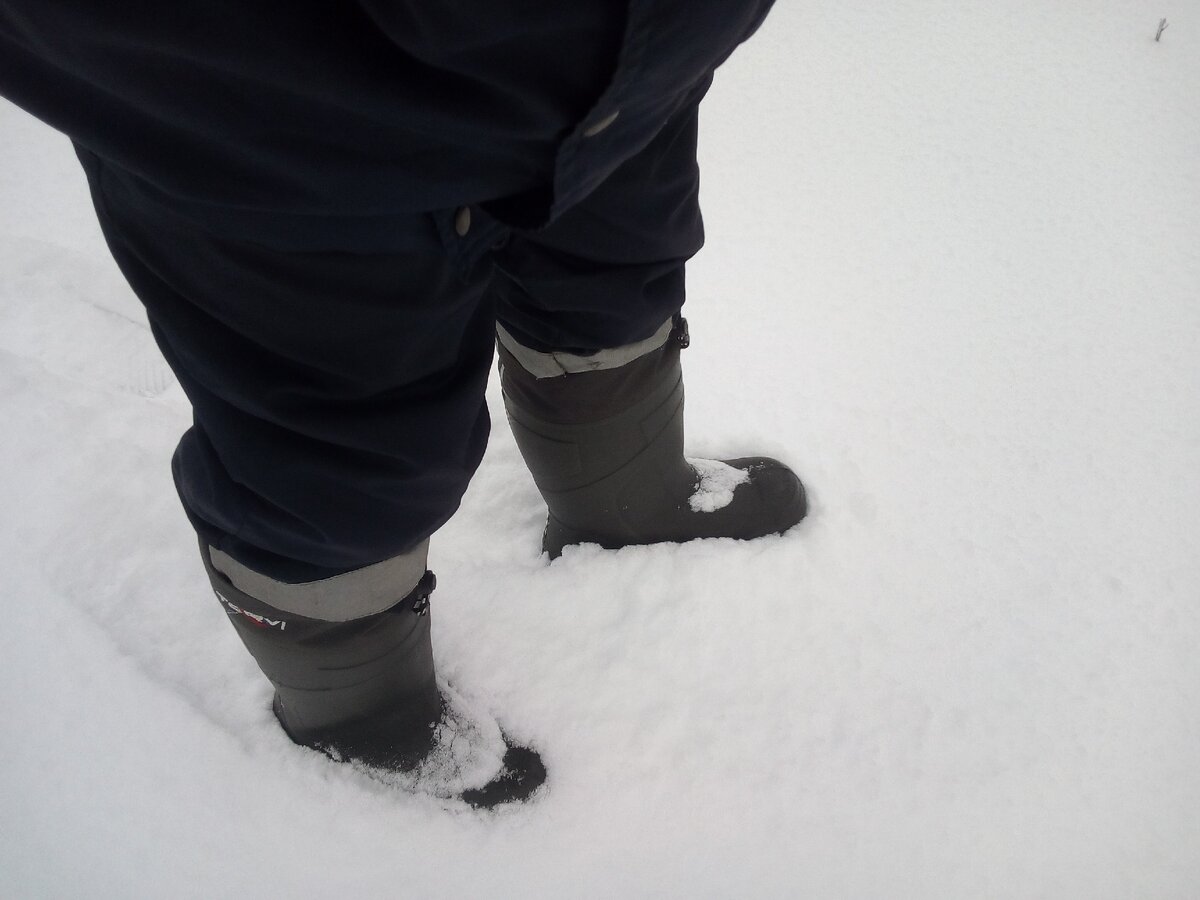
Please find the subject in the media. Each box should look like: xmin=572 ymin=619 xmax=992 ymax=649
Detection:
xmin=345 ymin=681 xmax=520 ymax=805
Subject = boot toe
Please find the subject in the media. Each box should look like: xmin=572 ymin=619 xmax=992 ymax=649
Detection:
xmin=460 ymin=741 xmax=548 ymax=809
xmin=728 ymin=456 xmax=808 ymax=535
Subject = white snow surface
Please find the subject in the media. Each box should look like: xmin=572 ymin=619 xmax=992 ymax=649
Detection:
xmin=3 ymin=4 xmax=1199 ymax=897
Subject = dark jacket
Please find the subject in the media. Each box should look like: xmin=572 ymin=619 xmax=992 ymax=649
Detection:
xmin=1 ymin=0 xmax=772 ymax=246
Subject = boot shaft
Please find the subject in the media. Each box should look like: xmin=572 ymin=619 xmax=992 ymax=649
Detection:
xmin=202 ymin=542 xmax=441 ymax=751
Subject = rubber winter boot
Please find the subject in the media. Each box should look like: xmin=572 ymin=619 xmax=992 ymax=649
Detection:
xmin=201 ymin=543 xmax=545 ymax=807
xmin=498 ymin=317 xmax=807 ymax=558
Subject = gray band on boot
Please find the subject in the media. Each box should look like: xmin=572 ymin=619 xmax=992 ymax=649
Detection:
xmin=207 ymin=539 xmax=430 ymax=621
xmin=496 ymin=318 xmax=675 ymax=379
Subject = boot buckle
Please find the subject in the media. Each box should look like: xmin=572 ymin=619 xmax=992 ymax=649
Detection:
xmin=671 ymin=316 xmax=690 ymax=350
xmin=408 ymin=570 xmax=436 ymax=616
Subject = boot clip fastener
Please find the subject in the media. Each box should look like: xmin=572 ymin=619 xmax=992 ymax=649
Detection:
xmin=405 ymin=570 xmax=437 ymax=616
xmin=671 ymin=316 xmax=690 ymax=350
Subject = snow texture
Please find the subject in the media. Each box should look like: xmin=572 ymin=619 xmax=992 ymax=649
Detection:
xmin=2 ymin=4 xmax=1199 ymax=897
xmin=360 ymin=681 xmax=512 ymax=802
xmin=687 ymin=458 xmax=751 ymax=512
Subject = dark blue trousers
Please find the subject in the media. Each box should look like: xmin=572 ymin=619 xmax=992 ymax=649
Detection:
xmin=1 ymin=0 xmax=773 ymax=579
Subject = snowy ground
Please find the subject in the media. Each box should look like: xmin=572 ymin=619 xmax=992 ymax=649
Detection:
xmin=2 ymin=4 xmax=1199 ymax=897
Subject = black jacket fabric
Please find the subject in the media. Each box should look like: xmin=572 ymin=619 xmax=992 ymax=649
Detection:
xmin=1 ymin=0 xmax=771 ymax=242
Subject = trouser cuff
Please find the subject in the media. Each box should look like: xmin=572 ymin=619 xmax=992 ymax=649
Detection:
xmin=206 ymin=539 xmax=430 ymax=621
xmin=496 ymin=317 xmax=675 ymax=379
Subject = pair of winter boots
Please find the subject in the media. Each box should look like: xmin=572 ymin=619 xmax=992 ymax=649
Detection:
xmin=205 ymin=319 xmax=806 ymax=808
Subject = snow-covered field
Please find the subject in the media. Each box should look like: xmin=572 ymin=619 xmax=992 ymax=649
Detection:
xmin=3 ymin=4 xmax=1198 ymax=897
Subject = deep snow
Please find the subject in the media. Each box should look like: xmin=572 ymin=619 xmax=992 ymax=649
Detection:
xmin=2 ymin=3 xmax=1199 ymax=897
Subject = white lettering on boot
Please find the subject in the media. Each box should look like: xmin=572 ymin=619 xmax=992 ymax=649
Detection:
xmin=214 ymin=590 xmax=288 ymax=630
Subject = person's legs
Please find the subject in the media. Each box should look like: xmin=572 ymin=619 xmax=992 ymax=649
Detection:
xmin=4 ymin=0 xmax=785 ymax=801
xmin=492 ymin=95 xmax=807 ymax=557
xmin=74 ymin=150 xmax=548 ymax=805
xmin=79 ymin=151 xmax=497 ymax=584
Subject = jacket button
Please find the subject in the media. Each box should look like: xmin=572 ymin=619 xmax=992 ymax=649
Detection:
xmin=582 ymin=110 xmax=620 ymax=137
xmin=454 ymin=206 xmax=472 ymax=236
